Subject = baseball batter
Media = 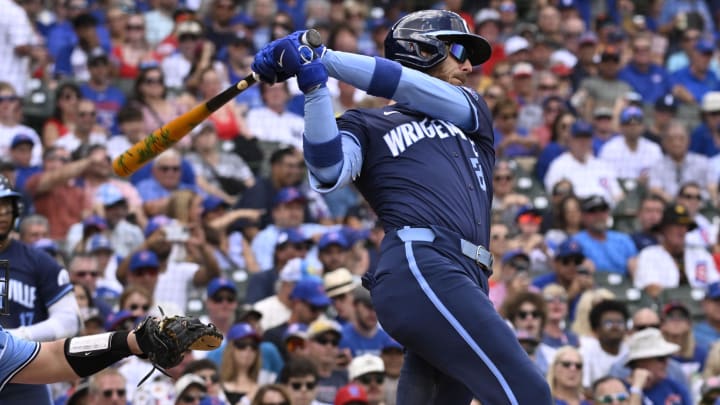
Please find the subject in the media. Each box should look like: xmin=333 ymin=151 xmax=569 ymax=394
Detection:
xmin=0 ymin=175 xmax=80 ymax=404
xmin=251 ymin=10 xmax=552 ymax=405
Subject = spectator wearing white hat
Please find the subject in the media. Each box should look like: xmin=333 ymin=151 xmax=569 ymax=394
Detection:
xmin=349 ymin=354 xmax=386 ymax=405
xmin=173 ymin=374 xmax=207 ymax=405
xmin=625 ymin=328 xmax=692 ymax=404
xmin=504 ymin=35 xmax=530 ymax=65
xmin=324 ymin=268 xmax=359 ymax=325
xmin=254 ymin=255 xmax=304 ymax=331
xmin=306 ymin=318 xmax=348 ymax=403
xmin=693 ymin=92 xmax=720 ymax=158
xmin=473 ymin=8 xmax=503 ymax=76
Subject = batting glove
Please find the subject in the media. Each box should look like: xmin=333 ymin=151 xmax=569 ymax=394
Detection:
xmin=297 ymin=58 xmax=328 ymax=94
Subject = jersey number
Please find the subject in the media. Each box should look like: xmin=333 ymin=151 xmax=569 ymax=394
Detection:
xmin=470 ymin=158 xmax=487 ymax=191
xmin=19 ymin=311 xmax=34 ymax=326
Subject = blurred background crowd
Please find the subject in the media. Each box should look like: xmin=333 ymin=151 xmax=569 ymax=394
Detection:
xmin=2 ymin=0 xmax=720 ymax=404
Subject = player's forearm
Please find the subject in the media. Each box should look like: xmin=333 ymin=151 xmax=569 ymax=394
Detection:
xmin=303 ymin=87 xmax=343 ymax=184
xmin=321 ymin=50 xmax=475 ymax=129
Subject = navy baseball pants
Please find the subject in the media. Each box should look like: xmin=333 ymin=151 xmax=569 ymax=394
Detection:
xmin=366 ymin=226 xmax=552 ymax=405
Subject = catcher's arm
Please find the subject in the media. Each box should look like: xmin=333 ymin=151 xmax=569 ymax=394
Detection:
xmin=10 ymin=330 xmax=143 ymax=384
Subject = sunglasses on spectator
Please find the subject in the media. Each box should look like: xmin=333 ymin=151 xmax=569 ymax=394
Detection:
xmin=538 ymin=84 xmax=558 ymax=91
xmin=199 ymin=373 xmax=220 ymax=383
xmin=595 ymin=393 xmax=629 ymax=403
xmin=78 ymin=110 xmax=96 ymax=117
xmin=128 ymin=303 xmax=150 ymax=312
xmin=633 ymin=323 xmax=660 ymax=331
xmin=516 ymin=310 xmax=541 ymax=319
xmin=290 ymin=381 xmax=317 ymax=391
xmin=560 ymin=256 xmax=583 ymax=266
xmin=75 ymin=271 xmax=99 ymax=278
xmin=558 ymin=361 xmax=582 ymax=370
xmin=180 ymin=394 xmax=206 ymax=403
xmin=133 ymin=267 xmax=159 ymax=277
xmin=157 ymin=165 xmax=180 ymax=173
xmin=0 ymin=95 xmax=19 ymax=102
xmin=313 ymin=336 xmax=339 ymax=347
xmin=233 ymin=340 xmax=259 ymax=350
xmin=500 ymin=113 xmax=518 ymax=120
xmin=664 ymin=312 xmax=689 ymax=321
xmin=210 ymin=294 xmax=236 ymax=303
xmin=260 ymin=402 xmax=289 ymax=405
xmin=494 ymin=174 xmax=512 ymax=182
xmin=491 ymin=233 xmax=509 ymax=240
xmin=126 ymin=24 xmax=144 ymax=30
xmin=143 ymin=77 xmax=164 ymax=85
xmin=680 ymin=193 xmax=702 ymax=201
xmin=102 ymin=389 xmax=126 ymax=398
xmin=358 ymin=373 xmax=385 ymax=385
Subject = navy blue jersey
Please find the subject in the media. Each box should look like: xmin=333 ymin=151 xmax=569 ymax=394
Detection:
xmin=340 ymin=88 xmax=495 ymax=247
xmin=0 ymin=240 xmax=72 ymax=329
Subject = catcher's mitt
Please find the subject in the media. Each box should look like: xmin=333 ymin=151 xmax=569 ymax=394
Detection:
xmin=134 ymin=310 xmax=223 ymax=385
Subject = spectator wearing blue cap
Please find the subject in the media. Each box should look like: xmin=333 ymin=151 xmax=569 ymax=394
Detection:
xmin=9 ymin=134 xmax=41 ymax=195
xmin=84 ymin=233 xmax=123 ymax=298
xmin=618 ymin=36 xmax=672 ymax=105
xmin=219 ymin=322 xmax=278 ymax=400
xmin=533 ymin=239 xmax=592 ymax=297
xmin=598 ymin=106 xmax=663 ymax=180
xmin=544 ymin=120 xmax=623 ymax=207
xmin=695 ymin=282 xmax=720 ymax=354
xmin=250 ymin=186 xmax=332 ymax=273
xmin=670 ymin=36 xmax=720 ymax=105
xmin=317 ymin=230 xmax=352 ymax=274
xmin=246 ymin=228 xmax=312 ymax=304
xmin=263 ymin=278 xmax=332 ymax=361
xmin=203 ymin=278 xmax=239 ymax=338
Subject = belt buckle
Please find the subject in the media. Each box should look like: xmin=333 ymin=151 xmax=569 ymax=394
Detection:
xmin=475 ymin=245 xmax=493 ymax=271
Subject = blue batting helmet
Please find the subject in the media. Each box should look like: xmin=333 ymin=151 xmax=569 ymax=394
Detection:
xmin=384 ymin=10 xmax=492 ymax=71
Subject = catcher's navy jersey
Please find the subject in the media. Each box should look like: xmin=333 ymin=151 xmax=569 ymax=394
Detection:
xmin=339 ymin=88 xmax=494 ymax=247
xmin=0 ymin=240 xmax=71 ymax=329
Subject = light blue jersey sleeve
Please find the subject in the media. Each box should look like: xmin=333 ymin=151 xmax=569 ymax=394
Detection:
xmin=0 ymin=327 xmax=41 ymax=391
xmin=303 ymin=50 xmax=478 ymax=192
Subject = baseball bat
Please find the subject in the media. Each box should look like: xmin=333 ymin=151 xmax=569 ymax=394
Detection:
xmin=112 ymin=29 xmax=323 ymax=177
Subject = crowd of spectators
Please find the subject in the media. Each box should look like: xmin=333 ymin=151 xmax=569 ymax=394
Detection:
xmin=4 ymin=0 xmax=720 ymax=404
